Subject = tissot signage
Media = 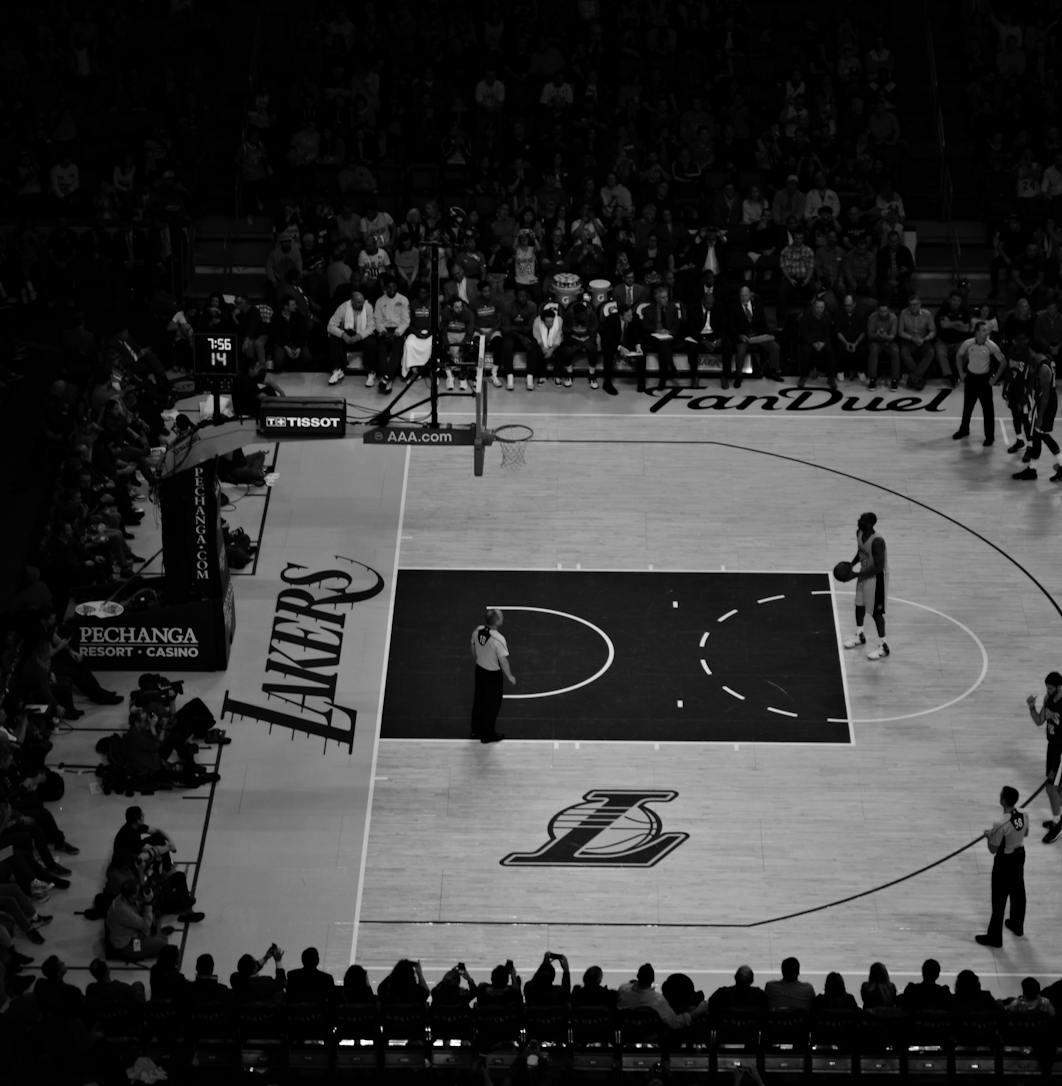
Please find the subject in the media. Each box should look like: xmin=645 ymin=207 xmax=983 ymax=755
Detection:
xmin=501 ymin=789 xmax=688 ymax=868
xmin=258 ymin=397 xmax=346 ymax=438
xmin=220 ymin=557 xmax=385 ymax=752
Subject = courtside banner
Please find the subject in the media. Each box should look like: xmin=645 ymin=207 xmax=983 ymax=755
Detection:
xmin=362 ymin=423 xmax=477 ymax=446
xmin=158 ymin=459 xmax=224 ymax=599
xmin=73 ymin=597 xmax=222 ymax=670
xmin=258 ymin=397 xmax=346 ymax=438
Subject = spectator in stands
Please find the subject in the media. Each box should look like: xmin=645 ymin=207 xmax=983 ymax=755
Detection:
xmin=265 ymin=236 xmax=303 ymax=296
xmin=477 ymin=961 xmax=523 ymax=1008
xmin=327 ymin=287 xmax=376 ymax=387
xmin=866 ymin=301 xmax=901 ymax=389
xmin=393 ymin=234 xmax=420 ymax=295
xmin=150 ymin=944 xmax=187 ymax=1002
xmin=105 ymin=878 xmax=170 ymax=961
xmin=898 ymin=295 xmax=938 ymax=389
xmin=617 ymin=963 xmax=698 ymax=1028
xmin=934 ymin=292 xmax=970 ymax=388
xmin=431 ymin=965 xmax=477 ymax=1007
xmin=814 ymin=973 xmax=859 ymax=1013
xmin=1002 ymin=976 xmax=1055 ymax=1016
xmin=524 ymin=952 xmax=571 ymax=1006
xmin=475 ymin=67 xmax=506 ymax=116
xmin=572 ymin=965 xmax=615 ymax=1008
xmin=187 ymin=954 xmax=230 ymax=1008
xmin=379 ymin=958 xmax=429 ymax=1004
xmin=765 ymin=957 xmax=815 ymax=1012
xmin=86 ymin=957 xmax=145 ymax=1014
xmin=601 ymin=171 xmax=634 ymax=217
xmin=1012 ymin=242 xmax=1047 ymax=307
xmin=708 ymin=964 xmax=767 ymax=1015
xmin=798 ymin=297 xmax=837 ymax=389
xmin=270 ymin=295 xmax=312 ymax=372
xmin=49 ymin=153 xmax=81 ymax=206
xmin=1034 ymin=296 xmax=1062 ymax=363
xmin=842 ymin=235 xmax=877 ymax=300
xmin=356 ymin=236 xmax=391 ymax=301
xmin=815 ymin=230 xmax=846 ymax=306
xmin=876 ymin=230 xmax=915 ymax=305
xmin=773 ymin=175 xmax=806 ymax=226
xmin=231 ymin=944 xmax=286 ymax=1003
xmin=283 ymin=947 xmax=335 ymax=1006
xmin=340 ymin=964 xmax=375 ymax=1004
xmin=953 ymin=969 xmax=998 ymax=1014
xmin=991 ymin=213 xmax=1028 ymax=299
xmin=234 ymin=295 xmax=269 ymax=371
xmin=362 ymin=202 xmax=396 ymax=251
xmin=777 ymin=226 xmax=816 ymax=319
xmin=373 ymin=278 xmax=410 ymax=394
xmin=900 ymin=958 xmax=952 ymax=1012
xmin=805 ymin=173 xmax=841 ymax=223
xmin=835 ymin=294 xmax=867 ymax=381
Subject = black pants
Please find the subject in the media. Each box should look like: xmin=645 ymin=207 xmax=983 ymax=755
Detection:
xmin=959 ymin=372 xmax=995 ymax=438
xmin=376 ymin=333 xmax=403 ymax=380
xmin=497 ymin=332 xmax=536 ymax=377
xmin=797 ymin=344 xmax=836 ymax=383
xmin=1025 ymin=427 xmax=1061 ymax=462
xmin=987 ymin=847 xmax=1025 ymax=940
xmin=470 ymin=666 xmax=504 ymax=738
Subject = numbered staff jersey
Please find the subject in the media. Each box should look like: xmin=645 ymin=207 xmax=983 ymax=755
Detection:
xmin=988 ymin=807 xmax=1029 ymax=854
xmin=472 ymin=625 xmax=508 ymax=670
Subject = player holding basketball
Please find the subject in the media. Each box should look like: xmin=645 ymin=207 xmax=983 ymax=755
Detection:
xmin=843 ymin=512 xmax=890 ymax=660
xmin=470 ymin=608 xmax=516 ymax=744
xmin=1028 ymin=671 xmax=1062 ymax=843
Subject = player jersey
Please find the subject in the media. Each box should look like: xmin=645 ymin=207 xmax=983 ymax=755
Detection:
xmin=857 ymin=530 xmax=886 ymax=579
xmin=1027 ymin=358 xmax=1058 ymax=431
xmin=1045 ymin=688 xmax=1062 ymax=745
xmin=409 ymin=301 xmax=432 ymax=336
xmin=473 ymin=299 xmax=501 ymax=335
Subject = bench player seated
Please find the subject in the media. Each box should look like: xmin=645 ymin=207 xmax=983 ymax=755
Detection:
xmin=558 ymin=296 xmax=600 ymax=388
xmin=442 ymin=297 xmax=476 ymax=391
xmin=472 ymin=281 xmax=503 ymax=390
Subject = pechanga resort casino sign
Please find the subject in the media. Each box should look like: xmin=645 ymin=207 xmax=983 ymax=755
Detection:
xmin=221 ymin=558 xmax=385 ymax=753
xmin=648 ymin=385 xmax=954 ymax=414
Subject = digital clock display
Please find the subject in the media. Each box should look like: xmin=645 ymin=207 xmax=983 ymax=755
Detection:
xmin=194 ymin=333 xmax=239 ymax=376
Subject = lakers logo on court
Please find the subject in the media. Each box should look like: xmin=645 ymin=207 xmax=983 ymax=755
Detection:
xmin=500 ymin=789 xmax=688 ymax=867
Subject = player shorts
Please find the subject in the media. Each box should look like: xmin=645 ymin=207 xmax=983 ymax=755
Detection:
xmin=854 ymin=571 xmax=888 ymax=615
xmin=1047 ymin=741 xmax=1062 ymax=782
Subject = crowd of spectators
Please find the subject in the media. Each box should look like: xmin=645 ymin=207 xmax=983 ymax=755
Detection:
xmin=5 ymin=944 xmax=1062 ymax=1081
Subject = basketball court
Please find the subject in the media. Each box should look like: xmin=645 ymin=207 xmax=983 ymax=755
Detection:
xmin=45 ymin=370 xmax=1062 ymax=998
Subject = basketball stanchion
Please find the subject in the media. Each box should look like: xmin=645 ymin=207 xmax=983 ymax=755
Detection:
xmin=474 ymin=334 xmax=488 ymax=476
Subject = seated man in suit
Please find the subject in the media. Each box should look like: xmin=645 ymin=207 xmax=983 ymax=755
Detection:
xmin=765 ymin=957 xmax=816 ymax=1013
xmin=708 ymin=964 xmax=767 ymax=1016
xmin=639 ymin=283 xmax=683 ymax=395
xmin=684 ymin=272 xmax=728 ymax=387
xmin=728 ymin=285 xmax=782 ymax=382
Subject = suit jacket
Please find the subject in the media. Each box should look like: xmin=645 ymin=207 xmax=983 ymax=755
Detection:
xmin=685 ymin=299 xmax=727 ymax=340
xmin=286 ymin=967 xmax=336 ymax=1006
xmin=611 ymin=282 xmax=650 ymax=310
xmin=728 ymin=297 xmax=772 ymax=338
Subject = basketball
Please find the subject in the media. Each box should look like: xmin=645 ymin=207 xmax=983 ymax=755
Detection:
xmin=833 ymin=560 xmax=856 ymax=582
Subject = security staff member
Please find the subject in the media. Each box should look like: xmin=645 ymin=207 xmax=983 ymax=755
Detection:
xmin=1028 ymin=671 xmax=1062 ymax=843
xmin=470 ymin=608 xmax=515 ymax=744
xmin=975 ymin=785 xmax=1028 ymax=947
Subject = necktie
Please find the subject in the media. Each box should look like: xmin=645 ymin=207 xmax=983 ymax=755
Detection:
xmin=745 ymin=303 xmax=752 ymax=321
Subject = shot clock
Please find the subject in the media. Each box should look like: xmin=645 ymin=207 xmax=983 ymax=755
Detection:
xmin=194 ymin=332 xmax=239 ymax=377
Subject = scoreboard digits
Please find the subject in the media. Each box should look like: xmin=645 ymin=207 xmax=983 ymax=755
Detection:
xmin=194 ymin=333 xmax=239 ymax=376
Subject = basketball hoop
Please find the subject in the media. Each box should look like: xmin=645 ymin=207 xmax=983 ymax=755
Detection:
xmin=493 ymin=424 xmax=534 ymax=469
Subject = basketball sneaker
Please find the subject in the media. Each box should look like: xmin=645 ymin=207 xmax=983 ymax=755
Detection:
xmin=327 ymin=368 xmax=345 ymax=386
xmin=1044 ymin=822 xmax=1062 ymax=844
xmin=843 ymin=633 xmax=866 ymax=649
xmin=1007 ymin=439 xmax=1025 ymax=454
xmin=364 ymin=372 xmax=376 ymax=387
xmin=506 ymin=374 xmax=514 ymax=391
xmin=525 ymin=375 xmax=535 ymax=391
xmin=490 ymin=368 xmax=502 ymax=388
xmin=867 ymin=642 xmax=890 ymax=661
xmin=446 ymin=373 xmax=455 ymax=391
xmin=459 ymin=378 xmax=470 ymax=392
xmin=1051 ymin=466 xmax=1062 ymax=482
xmin=1012 ymin=466 xmax=1037 ymax=480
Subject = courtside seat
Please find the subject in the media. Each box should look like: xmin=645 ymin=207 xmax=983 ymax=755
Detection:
xmin=285 ymin=1002 xmax=334 ymax=1078
xmin=475 ymin=1004 xmax=526 ymax=1070
xmin=858 ymin=1008 xmax=907 ymax=1075
xmin=617 ymin=1005 xmax=664 ymax=1072
xmin=762 ymin=1007 xmax=811 ymax=1075
xmin=666 ymin=1013 xmax=711 ymax=1073
xmin=998 ymin=1012 xmax=1056 ymax=1079
xmin=710 ymin=1008 xmax=763 ymax=1080
xmin=904 ymin=1008 xmax=953 ymax=1077
xmin=951 ymin=1009 xmax=1001 ymax=1077
xmin=571 ymin=1004 xmax=617 ymax=1072
xmin=235 ymin=1001 xmax=286 ymax=1078
xmin=524 ymin=1001 xmax=571 ymax=1050
xmin=333 ymin=1001 xmax=380 ymax=1073
xmin=809 ymin=1006 xmax=861 ymax=1076
xmin=429 ymin=1003 xmax=475 ymax=1070
xmin=379 ymin=1002 xmax=430 ymax=1070
xmin=187 ymin=1000 xmax=240 ymax=1074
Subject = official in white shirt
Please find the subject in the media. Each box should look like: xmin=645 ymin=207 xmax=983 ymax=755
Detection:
xmin=470 ymin=609 xmax=516 ymax=743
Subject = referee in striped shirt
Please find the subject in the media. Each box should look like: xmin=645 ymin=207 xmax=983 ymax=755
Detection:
xmin=470 ymin=608 xmax=516 ymax=744
xmin=953 ymin=322 xmax=1005 ymax=446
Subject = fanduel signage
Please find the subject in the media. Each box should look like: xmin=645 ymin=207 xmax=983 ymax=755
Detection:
xmin=648 ymin=386 xmax=953 ymax=414
xmin=258 ymin=397 xmax=346 ymax=437
xmin=220 ymin=558 xmax=385 ymax=753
